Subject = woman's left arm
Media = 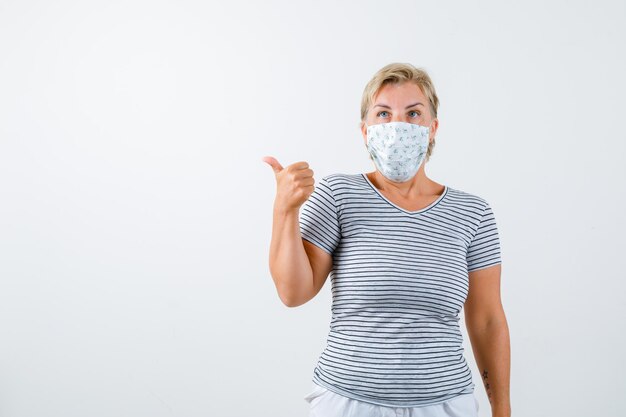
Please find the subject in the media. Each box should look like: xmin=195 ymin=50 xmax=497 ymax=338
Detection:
xmin=464 ymin=264 xmax=511 ymax=417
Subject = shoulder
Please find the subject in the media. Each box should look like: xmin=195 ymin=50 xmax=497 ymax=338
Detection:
xmin=444 ymin=185 xmax=492 ymax=215
xmin=319 ymin=172 xmax=367 ymax=190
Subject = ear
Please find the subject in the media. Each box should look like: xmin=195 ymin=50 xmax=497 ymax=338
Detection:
xmin=429 ymin=118 xmax=439 ymax=143
xmin=360 ymin=121 xmax=368 ymax=145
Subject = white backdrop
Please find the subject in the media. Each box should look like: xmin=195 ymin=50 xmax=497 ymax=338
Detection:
xmin=1 ymin=1 xmax=625 ymax=416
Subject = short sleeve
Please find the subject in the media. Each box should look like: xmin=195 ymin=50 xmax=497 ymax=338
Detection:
xmin=299 ymin=177 xmax=341 ymax=255
xmin=467 ymin=201 xmax=502 ymax=272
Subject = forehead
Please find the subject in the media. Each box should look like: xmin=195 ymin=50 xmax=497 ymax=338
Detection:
xmin=373 ymin=82 xmax=426 ymax=105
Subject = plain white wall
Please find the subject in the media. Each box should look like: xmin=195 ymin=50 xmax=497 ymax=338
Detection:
xmin=1 ymin=0 xmax=625 ymax=416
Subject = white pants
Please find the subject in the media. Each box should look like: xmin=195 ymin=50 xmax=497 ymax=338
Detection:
xmin=304 ymin=382 xmax=479 ymax=417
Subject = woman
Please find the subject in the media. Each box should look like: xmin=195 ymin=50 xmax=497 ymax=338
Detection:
xmin=263 ymin=63 xmax=511 ymax=417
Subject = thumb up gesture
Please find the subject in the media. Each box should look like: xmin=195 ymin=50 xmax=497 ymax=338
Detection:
xmin=262 ymin=156 xmax=315 ymax=212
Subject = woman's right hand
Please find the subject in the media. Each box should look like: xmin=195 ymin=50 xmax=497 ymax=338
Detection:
xmin=262 ymin=156 xmax=315 ymax=212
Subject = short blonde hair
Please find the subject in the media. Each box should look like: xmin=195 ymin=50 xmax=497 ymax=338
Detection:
xmin=360 ymin=63 xmax=440 ymax=162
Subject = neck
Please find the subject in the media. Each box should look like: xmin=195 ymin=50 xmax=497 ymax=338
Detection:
xmin=371 ymin=168 xmax=435 ymax=197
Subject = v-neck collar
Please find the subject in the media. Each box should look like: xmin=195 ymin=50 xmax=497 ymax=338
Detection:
xmin=361 ymin=173 xmax=448 ymax=215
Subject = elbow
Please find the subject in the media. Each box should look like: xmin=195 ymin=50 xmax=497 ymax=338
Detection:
xmin=277 ymin=287 xmax=310 ymax=308
xmin=270 ymin=269 xmax=313 ymax=308
xmin=279 ymin=292 xmax=305 ymax=308
xmin=466 ymin=312 xmax=509 ymax=335
xmin=282 ymin=300 xmax=300 ymax=308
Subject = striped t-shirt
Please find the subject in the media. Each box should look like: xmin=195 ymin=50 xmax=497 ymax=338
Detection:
xmin=299 ymin=172 xmax=502 ymax=407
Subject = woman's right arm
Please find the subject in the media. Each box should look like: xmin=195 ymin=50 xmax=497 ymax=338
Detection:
xmin=263 ymin=156 xmax=332 ymax=307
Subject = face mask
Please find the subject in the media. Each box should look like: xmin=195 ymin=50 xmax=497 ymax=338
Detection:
xmin=365 ymin=121 xmax=430 ymax=183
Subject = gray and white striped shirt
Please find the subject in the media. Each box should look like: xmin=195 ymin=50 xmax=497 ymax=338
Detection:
xmin=299 ymin=172 xmax=502 ymax=407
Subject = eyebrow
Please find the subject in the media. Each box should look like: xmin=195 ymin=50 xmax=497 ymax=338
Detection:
xmin=373 ymin=102 xmax=424 ymax=109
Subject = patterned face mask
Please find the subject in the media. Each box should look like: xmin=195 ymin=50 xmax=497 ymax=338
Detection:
xmin=365 ymin=121 xmax=430 ymax=183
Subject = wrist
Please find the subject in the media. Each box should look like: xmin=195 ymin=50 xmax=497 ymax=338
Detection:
xmin=273 ymin=204 xmax=299 ymax=216
xmin=491 ymin=407 xmax=511 ymax=417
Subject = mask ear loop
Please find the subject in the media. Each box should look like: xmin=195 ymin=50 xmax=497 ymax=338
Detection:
xmin=363 ymin=122 xmax=372 ymax=160
xmin=417 ymin=124 xmax=431 ymax=163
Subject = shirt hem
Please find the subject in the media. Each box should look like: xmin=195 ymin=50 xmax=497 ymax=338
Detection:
xmin=311 ymin=376 xmax=475 ymax=408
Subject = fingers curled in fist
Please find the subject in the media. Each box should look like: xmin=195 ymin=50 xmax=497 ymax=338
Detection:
xmin=263 ymin=156 xmax=315 ymax=211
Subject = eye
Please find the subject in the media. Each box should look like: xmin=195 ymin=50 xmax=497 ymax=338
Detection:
xmin=376 ymin=111 xmax=389 ymax=118
xmin=409 ymin=110 xmax=420 ymax=118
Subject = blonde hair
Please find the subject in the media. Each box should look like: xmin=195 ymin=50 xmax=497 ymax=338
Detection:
xmin=360 ymin=63 xmax=440 ymax=162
